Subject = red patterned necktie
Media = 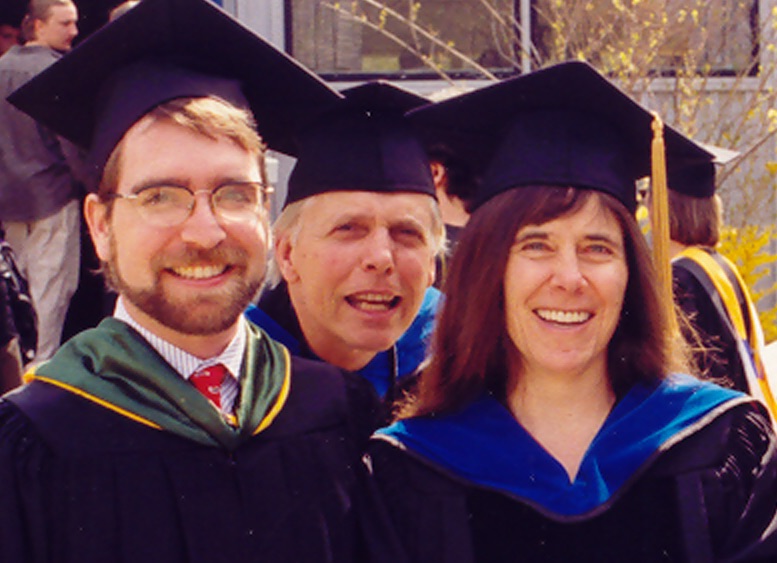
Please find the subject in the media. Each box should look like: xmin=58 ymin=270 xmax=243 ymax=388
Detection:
xmin=190 ymin=364 xmax=228 ymax=408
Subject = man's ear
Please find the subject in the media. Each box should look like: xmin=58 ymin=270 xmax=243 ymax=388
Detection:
xmin=32 ymin=19 xmax=44 ymax=41
xmin=430 ymin=161 xmax=447 ymax=191
xmin=84 ymin=194 xmax=112 ymax=261
xmin=275 ymin=234 xmax=300 ymax=283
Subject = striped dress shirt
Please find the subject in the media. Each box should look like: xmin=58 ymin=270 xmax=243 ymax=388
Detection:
xmin=113 ymin=297 xmax=244 ymax=416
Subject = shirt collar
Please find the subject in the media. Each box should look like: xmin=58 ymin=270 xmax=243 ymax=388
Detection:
xmin=113 ymin=297 xmax=246 ymax=381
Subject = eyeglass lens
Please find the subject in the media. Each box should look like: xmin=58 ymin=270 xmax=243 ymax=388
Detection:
xmin=132 ymin=184 xmax=262 ymax=226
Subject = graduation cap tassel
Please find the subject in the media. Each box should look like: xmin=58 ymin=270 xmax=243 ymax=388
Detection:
xmin=650 ymin=113 xmax=680 ymax=338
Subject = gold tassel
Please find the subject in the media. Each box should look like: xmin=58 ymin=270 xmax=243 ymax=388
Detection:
xmin=650 ymin=113 xmax=680 ymax=337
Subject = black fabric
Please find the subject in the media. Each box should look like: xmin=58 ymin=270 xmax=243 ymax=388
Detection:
xmin=342 ymin=80 xmax=428 ymax=113
xmin=257 ymin=282 xmax=316 ymax=358
xmin=467 ymin=480 xmax=682 ymax=562
xmin=667 ymin=159 xmax=716 ymax=198
xmin=0 ymin=231 xmax=36 ymax=363
xmin=0 ymin=356 xmax=400 ymax=563
xmin=0 ymin=279 xmax=16 ymax=348
xmin=0 ymin=266 xmax=19 ymax=346
xmin=367 ymin=403 xmax=777 ymax=563
xmin=673 ymin=260 xmax=747 ymax=390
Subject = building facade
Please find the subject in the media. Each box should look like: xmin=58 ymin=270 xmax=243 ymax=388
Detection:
xmin=224 ymin=0 xmax=777 ymax=313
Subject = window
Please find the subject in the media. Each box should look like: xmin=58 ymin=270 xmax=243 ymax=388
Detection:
xmin=287 ymin=0 xmax=518 ymax=78
xmin=531 ymin=0 xmax=759 ymax=76
xmin=287 ymin=0 xmax=759 ymax=79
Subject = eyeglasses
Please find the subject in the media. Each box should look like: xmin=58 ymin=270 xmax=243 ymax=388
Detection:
xmin=108 ymin=182 xmax=267 ymax=227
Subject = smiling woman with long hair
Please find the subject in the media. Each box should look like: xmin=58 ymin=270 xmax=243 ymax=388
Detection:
xmin=366 ymin=61 xmax=777 ymax=563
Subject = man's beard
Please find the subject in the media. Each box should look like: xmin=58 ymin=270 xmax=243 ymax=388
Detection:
xmin=104 ymin=243 xmax=263 ymax=336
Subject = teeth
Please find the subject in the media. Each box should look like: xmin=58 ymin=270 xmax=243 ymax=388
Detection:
xmin=172 ymin=265 xmax=227 ymax=279
xmin=348 ymin=293 xmax=397 ymax=311
xmin=357 ymin=293 xmax=394 ymax=303
xmin=356 ymin=301 xmax=391 ymax=311
xmin=536 ymin=309 xmax=591 ymax=324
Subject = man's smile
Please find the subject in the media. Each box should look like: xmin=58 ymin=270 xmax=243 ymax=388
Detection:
xmin=345 ymin=292 xmax=401 ymax=312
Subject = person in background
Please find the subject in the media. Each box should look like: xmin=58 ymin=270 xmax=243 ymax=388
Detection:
xmin=0 ymin=1 xmax=400 ymax=560
xmin=0 ymin=0 xmax=83 ymax=362
xmin=366 ymin=61 xmax=777 ymax=562
xmin=427 ymin=144 xmax=475 ymax=237
xmin=61 ymin=0 xmax=143 ymax=345
xmin=666 ymin=155 xmax=776 ymax=421
xmin=0 ymin=21 xmax=20 ymax=56
xmin=246 ymin=81 xmax=444 ymax=408
xmin=426 ymin=143 xmax=477 ymax=288
xmin=412 ymin=84 xmax=484 ymax=289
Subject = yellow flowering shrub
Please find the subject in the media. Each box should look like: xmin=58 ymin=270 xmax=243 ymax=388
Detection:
xmin=719 ymin=225 xmax=777 ymax=343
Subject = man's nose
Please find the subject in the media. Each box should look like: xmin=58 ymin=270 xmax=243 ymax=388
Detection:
xmin=361 ymin=229 xmax=395 ymax=274
xmin=178 ymin=193 xmax=227 ymax=249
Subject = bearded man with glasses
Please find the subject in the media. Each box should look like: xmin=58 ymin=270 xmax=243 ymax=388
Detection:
xmin=0 ymin=1 xmax=400 ymax=561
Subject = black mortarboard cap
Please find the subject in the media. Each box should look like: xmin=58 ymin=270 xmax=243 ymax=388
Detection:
xmin=667 ymin=160 xmax=716 ymax=198
xmin=408 ymin=61 xmax=713 ymax=213
xmin=8 ymin=0 xmax=342 ymax=188
xmin=284 ymin=80 xmax=435 ymax=207
xmin=666 ymin=143 xmax=739 ymax=198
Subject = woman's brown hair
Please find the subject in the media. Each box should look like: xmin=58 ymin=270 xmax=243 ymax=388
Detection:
xmin=668 ymin=190 xmax=722 ymax=247
xmin=402 ymin=186 xmax=677 ymax=419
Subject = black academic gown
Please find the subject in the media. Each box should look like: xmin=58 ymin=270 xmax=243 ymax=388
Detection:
xmin=673 ymin=262 xmax=745 ymax=389
xmin=366 ymin=376 xmax=777 ymax=563
xmin=0 ymin=320 xmax=402 ymax=563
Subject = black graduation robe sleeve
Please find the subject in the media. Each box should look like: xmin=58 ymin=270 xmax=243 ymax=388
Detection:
xmin=671 ymin=405 xmax=777 ymax=562
xmin=341 ymin=368 xmax=386 ymax=446
xmin=367 ymin=439 xmax=476 ymax=563
xmin=673 ymin=264 xmax=746 ymax=390
xmin=0 ymin=400 xmax=52 ymax=562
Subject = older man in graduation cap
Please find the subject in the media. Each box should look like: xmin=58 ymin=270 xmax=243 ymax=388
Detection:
xmin=246 ymin=81 xmax=445 ymax=407
xmin=0 ymin=1 xmax=401 ymax=561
